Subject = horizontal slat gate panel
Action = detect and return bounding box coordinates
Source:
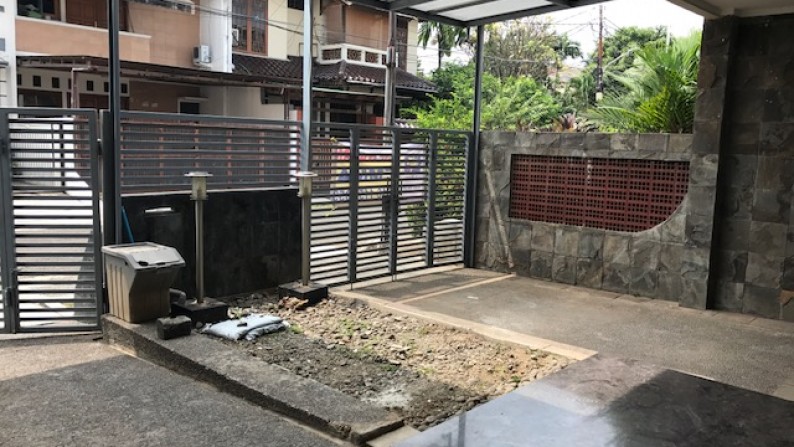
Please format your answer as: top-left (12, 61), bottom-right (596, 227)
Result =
top-left (4, 109), bottom-right (102, 332)
top-left (310, 124), bottom-right (470, 286)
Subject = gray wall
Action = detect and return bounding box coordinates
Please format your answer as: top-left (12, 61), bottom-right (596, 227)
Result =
top-left (708, 14), bottom-right (794, 320)
top-left (122, 188), bottom-right (301, 298)
top-left (475, 132), bottom-right (715, 307)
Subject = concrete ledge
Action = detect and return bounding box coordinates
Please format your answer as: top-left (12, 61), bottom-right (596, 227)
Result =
top-left (102, 315), bottom-right (403, 445)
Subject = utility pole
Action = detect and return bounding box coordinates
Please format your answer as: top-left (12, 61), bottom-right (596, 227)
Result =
top-left (596, 4), bottom-right (604, 102)
top-left (383, 11), bottom-right (397, 125)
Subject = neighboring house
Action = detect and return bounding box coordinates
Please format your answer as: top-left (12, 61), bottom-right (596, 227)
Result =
top-left (0, 0), bottom-right (433, 122)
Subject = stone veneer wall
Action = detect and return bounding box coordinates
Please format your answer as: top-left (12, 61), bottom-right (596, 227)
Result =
top-left (475, 132), bottom-right (717, 308)
top-left (708, 14), bottom-right (794, 321)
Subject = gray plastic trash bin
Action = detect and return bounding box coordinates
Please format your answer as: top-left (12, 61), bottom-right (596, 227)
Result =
top-left (103, 242), bottom-right (185, 323)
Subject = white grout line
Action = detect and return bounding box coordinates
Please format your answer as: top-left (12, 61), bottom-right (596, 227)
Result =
top-left (396, 273), bottom-right (516, 304)
top-left (336, 265), bottom-right (464, 290)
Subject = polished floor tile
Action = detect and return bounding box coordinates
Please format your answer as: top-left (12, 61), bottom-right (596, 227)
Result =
top-left (398, 356), bottom-right (794, 447)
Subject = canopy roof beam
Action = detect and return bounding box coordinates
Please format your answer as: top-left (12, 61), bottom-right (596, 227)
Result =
top-left (349, 0), bottom-right (610, 27)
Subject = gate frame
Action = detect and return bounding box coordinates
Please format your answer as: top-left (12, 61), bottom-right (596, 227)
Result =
top-left (0, 111), bottom-right (17, 333)
top-left (0, 108), bottom-right (103, 334)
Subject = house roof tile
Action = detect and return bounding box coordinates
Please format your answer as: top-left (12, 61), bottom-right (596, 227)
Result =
top-left (232, 54), bottom-right (436, 93)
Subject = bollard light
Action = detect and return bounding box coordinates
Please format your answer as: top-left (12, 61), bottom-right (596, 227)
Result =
top-left (186, 171), bottom-right (211, 201)
top-left (185, 172), bottom-right (212, 303)
top-left (296, 171), bottom-right (317, 198)
top-left (295, 171), bottom-right (317, 286)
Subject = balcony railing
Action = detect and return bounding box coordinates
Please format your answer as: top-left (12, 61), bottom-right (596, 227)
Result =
top-left (318, 44), bottom-right (386, 69)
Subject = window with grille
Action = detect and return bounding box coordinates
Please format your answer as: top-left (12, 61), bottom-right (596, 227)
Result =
top-left (287, 0), bottom-right (303, 10)
top-left (233, 0), bottom-right (267, 55)
top-left (509, 155), bottom-right (689, 232)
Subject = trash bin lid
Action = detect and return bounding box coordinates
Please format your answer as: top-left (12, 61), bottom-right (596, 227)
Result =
top-left (102, 242), bottom-right (185, 270)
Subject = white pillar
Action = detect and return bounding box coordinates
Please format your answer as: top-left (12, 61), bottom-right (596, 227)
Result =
top-left (199, 0), bottom-right (233, 72)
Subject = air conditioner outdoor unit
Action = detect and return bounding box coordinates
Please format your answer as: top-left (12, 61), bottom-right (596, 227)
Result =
top-left (231, 28), bottom-right (241, 46)
top-left (193, 45), bottom-right (211, 67)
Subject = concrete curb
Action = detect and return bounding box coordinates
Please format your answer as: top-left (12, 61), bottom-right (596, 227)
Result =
top-left (102, 315), bottom-right (403, 445)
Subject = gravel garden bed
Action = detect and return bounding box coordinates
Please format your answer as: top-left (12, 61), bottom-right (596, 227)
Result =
top-left (220, 292), bottom-right (573, 430)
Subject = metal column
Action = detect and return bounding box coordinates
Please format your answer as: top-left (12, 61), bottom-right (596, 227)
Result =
top-left (464, 25), bottom-right (485, 267)
top-left (384, 11), bottom-right (397, 126)
top-left (106, 0), bottom-right (122, 246)
top-left (388, 129), bottom-right (401, 275)
top-left (301, 0), bottom-right (313, 171)
top-left (426, 132), bottom-right (438, 268)
top-left (347, 129), bottom-right (360, 283)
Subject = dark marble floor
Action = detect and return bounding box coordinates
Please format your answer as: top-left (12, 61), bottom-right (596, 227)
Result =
top-left (398, 356), bottom-right (794, 447)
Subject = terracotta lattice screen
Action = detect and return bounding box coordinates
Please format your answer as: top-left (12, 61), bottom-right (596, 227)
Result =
top-left (509, 155), bottom-right (690, 232)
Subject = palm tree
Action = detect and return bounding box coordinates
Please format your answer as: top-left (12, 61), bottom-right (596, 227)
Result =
top-left (418, 21), bottom-right (469, 70)
top-left (586, 32), bottom-right (701, 133)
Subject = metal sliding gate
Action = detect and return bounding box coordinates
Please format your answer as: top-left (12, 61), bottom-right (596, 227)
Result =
top-left (0, 109), bottom-right (102, 333)
top-left (310, 124), bottom-right (471, 285)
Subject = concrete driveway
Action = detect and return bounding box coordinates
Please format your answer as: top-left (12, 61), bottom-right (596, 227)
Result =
top-left (0, 334), bottom-right (349, 447)
top-left (337, 268), bottom-right (794, 401)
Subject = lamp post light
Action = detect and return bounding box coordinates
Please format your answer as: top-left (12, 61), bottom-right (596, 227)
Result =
top-left (277, 171), bottom-right (327, 303)
top-left (185, 171), bottom-right (211, 304)
top-left (295, 171), bottom-right (317, 287)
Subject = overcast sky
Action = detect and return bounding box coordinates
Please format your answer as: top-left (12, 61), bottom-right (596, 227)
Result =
top-left (417, 0), bottom-right (705, 72)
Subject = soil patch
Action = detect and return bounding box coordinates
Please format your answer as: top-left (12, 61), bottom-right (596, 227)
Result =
top-left (219, 292), bottom-right (572, 430)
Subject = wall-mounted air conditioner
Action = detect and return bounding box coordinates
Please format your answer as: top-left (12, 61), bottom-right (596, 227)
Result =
top-left (193, 45), bottom-right (211, 67)
top-left (231, 28), bottom-right (241, 47)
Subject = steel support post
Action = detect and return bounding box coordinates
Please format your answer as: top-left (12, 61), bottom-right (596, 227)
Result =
top-left (106, 0), bottom-right (122, 246)
top-left (301, 0), bottom-right (313, 171)
top-left (389, 130), bottom-right (401, 275)
top-left (426, 132), bottom-right (438, 268)
top-left (348, 129), bottom-right (360, 283)
top-left (384, 11), bottom-right (397, 125)
top-left (464, 25), bottom-right (485, 268)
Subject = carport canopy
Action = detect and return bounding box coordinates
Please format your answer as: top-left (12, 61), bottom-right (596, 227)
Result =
top-left (350, 0), bottom-right (610, 26)
top-left (352, 0), bottom-right (794, 24)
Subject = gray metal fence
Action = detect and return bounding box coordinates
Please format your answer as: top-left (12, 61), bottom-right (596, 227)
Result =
top-left (0, 108), bottom-right (472, 331)
top-left (310, 123), bottom-right (470, 285)
top-left (0, 109), bottom-right (102, 333)
top-left (109, 111), bottom-right (302, 195)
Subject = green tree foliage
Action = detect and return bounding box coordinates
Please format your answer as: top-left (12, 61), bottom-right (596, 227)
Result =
top-left (575, 26), bottom-right (668, 104)
top-left (418, 22), bottom-right (470, 69)
top-left (405, 64), bottom-right (562, 131)
top-left (586, 32), bottom-right (701, 133)
top-left (596, 26), bottom-right (668, 76)
top-left (484, 19), bottom-right (569, 82)
top-left (552, 34), bottom-right (583, 65)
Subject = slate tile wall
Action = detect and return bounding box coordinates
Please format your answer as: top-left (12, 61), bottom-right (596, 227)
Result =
top-left (710, 14), bottom-right (794, 320)
top-left (122, 188), bottom-right (301, 299)
top-left (475, 14), bottom-right (794, 321)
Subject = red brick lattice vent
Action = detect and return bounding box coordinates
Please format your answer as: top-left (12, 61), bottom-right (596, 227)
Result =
top-left (509, 155), bottom-right (690, 232)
